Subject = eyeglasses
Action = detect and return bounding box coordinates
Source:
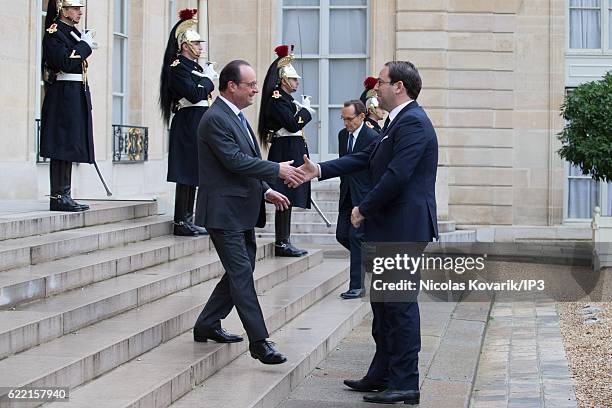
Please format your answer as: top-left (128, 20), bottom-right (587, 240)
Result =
top-left (238, 81), bottom-right (258, 89)
top-left (340, 115), bottom-right (358, 122)
top-left (376, 78), bottom-right (395, 86)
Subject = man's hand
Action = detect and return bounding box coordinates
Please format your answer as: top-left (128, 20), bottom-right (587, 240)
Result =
top-left (265, 189), bottom-right (290, 211)
top-left (351, 206), bottom-right (365, 228)
top-left (278, 160), bottom-right (306, 187)
top-left (289, 154), bottom-right (319, 188)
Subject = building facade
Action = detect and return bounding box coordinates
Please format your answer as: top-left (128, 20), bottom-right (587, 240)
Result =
top-left (0, 0), bottom-right (610, 233)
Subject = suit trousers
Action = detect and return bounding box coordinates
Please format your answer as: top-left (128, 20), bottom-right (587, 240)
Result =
top-left (336, 204), bottom-right (365, 290)
top-left (365, 301), bottom-right (421, 390)
top-left (194, 229), bottom-right (269, 342)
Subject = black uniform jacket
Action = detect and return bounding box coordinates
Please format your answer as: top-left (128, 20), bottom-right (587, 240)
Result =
top-left (167, 55), bottom-right (215, 186)
top-left (40, 20), bottom-right (94, 163)
top-left (263, 87), bottom-right (312, 208)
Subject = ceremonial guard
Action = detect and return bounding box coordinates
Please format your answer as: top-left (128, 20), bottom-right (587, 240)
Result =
top-left (258, 45), bottom-right (314, 257)
top-left (159, 9), bottom-right (217, 236)
top-left (360, 76), bottom-right (384, 133)
top-left (41, 0), bottom-right (96, 211)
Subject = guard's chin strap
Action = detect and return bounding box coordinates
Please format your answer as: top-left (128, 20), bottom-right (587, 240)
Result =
top-left (281, 77), bottom-right (297, 93)
top-left (60, 11), bottom-right (80, 26)
top-left (185, 42), bottom-right (201, 60)
top-left (370, 108), bottom-right (384, 121)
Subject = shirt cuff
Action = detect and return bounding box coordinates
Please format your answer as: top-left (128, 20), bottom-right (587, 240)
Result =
top-left (317, 164), bottom-right (322, 179)
top-left (264, 188), bottom-right (272, 199)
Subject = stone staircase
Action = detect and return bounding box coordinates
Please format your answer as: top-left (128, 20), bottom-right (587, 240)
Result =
top-left (0, 200), bottom-right (368, 408)
top-left (257, 181), bottom-right (476, 244)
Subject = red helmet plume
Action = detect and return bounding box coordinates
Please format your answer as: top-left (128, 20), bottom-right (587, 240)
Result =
top-left (178, 8), bottom-right (197, 21)
top-left (274, 45), bottom-right (289, 58)
top-left (363, 76), bottom-right (377, 90)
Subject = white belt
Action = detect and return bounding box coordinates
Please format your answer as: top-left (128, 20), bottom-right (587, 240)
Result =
top-left (179, 98), bottom-right (209, 108)
top-left (56, 73), bottom-right (83, 81)
top-left (274, 128), bottom-right (302, 137)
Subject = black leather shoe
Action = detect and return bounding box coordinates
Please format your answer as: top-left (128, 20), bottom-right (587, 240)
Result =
top-left (187, 221), bottom-right (209, 235)
top-left (193, 327), bottom-right (243, 343)
top-left (174, 221), bottom-right (199, 236)
top-left (363, 389), bottom-right (420, 405)
top-left (344, 377), bottom-right (388, 392)
top-left (341, 289), bottom-right (365, 299)
top-left (50, 195), bottom-right (86, 212)
top-left (66, 196), bottom-right (89, 210)
top-left (275, 241), bottom-right (306, 257)
top-left (249, 340), bottom-right (287, 364)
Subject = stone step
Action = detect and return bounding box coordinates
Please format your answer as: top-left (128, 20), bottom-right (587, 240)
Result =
top-left (438, 229), bottom-right (477, 242)
top-left (310, 190), bottom-right (340, 201)
top-left (266, 211), bottom-right (339, 224)
top-left (0, 200), bottom-right (157, 241)
top-left (258, 222), bottom-right (337, 235)
top-left (260, 217), bottom-right (457, 234)
top-left (44, 260), bottom-right (350, 408)
top-left (0, 240), bottom-right (278, 360)
top-left (256, 232), bottom-right (339, 245)
top-left (269, 201), bottom-right (338, 212)
top-left (258, 227), bottom-right (473, 246)
top-left (170, 285), bottom-right (370, 408)
top-left (0, 215), bottom-right (172, 272)
top-left (0, 234), bottom-right (211, 309)
top-left (309, 181), bottom-right (341, 191)
top-left (0, 250), bottom-right (324, 406)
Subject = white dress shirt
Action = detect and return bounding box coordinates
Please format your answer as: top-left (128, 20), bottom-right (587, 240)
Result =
top-left (347, 122), bottom-right (364, 152)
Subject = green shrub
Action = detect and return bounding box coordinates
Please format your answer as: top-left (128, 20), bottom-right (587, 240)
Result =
top-left (558, 71), bottom-right (612, 183)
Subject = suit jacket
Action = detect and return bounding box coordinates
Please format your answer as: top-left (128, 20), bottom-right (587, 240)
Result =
top-left (337, 124), bottom-right (378, 209)
top-left (321, 101), bottom-right (438, 242)
top-left (195, 97), bottom-right (279, 231)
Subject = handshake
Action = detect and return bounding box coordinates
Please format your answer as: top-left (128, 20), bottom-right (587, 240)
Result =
top-left (277, 154), bottom-right (319, 188)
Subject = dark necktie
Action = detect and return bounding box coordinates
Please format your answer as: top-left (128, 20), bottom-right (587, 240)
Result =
top-left (348, 133), bottom-right (354, 153)
top-left (381, 117), bottom-right (391, 133)
top-left (237, 111), bottom-right (255, 148)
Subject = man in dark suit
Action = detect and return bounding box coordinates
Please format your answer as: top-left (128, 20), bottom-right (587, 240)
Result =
top-left (193, 60), bottom-right (306, 365)
top-left (336, 100), bottom-right (378, 299)
top-left (296, 61), bottom-right (438, 404)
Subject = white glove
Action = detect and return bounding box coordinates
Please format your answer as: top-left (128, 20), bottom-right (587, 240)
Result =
top-left (301, 95), bottom-right (312, 109)
top-left (202, 63), bottom-right (219, 81)
top-left (293, 99), bottom-right (316, 115)
top-left (80, 30), bottom-right (95, 49)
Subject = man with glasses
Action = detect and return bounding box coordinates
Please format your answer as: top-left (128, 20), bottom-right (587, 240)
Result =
top-left (336, 100), bottom-right (378, 299)
top-left (294, 61), bottom-right (439, 404)
top-left (193, 60), bottom-right (306, 365)
top-left (257, 45), bottom-right (315, 257)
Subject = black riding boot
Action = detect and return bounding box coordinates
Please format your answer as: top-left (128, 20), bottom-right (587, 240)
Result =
top-left (274, 206), bottom-right (307, 257)
top-left (173, 183), bottom-right (199, 236)
top-left (49, 160), bottom-right (88, 212)
top-left (186, 185), bottom-right (207, 235)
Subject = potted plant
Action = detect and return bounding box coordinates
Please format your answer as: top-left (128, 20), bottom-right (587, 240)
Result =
top-left (558, 71), bottom-right (612, 268)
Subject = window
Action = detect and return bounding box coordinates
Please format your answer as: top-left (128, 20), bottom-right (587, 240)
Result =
top-left (113, 0), bottom-right (128, 125)
top-left (280, 0), bottom-right (369, 160)
top-left (568, 0), bottom-right (612, 51)
top-left (563, 88), bottom-right (612, 219)
top-left (168, 0), bottom-right (176, 31)
top-left (565, 163), bottom-right (612, 219)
